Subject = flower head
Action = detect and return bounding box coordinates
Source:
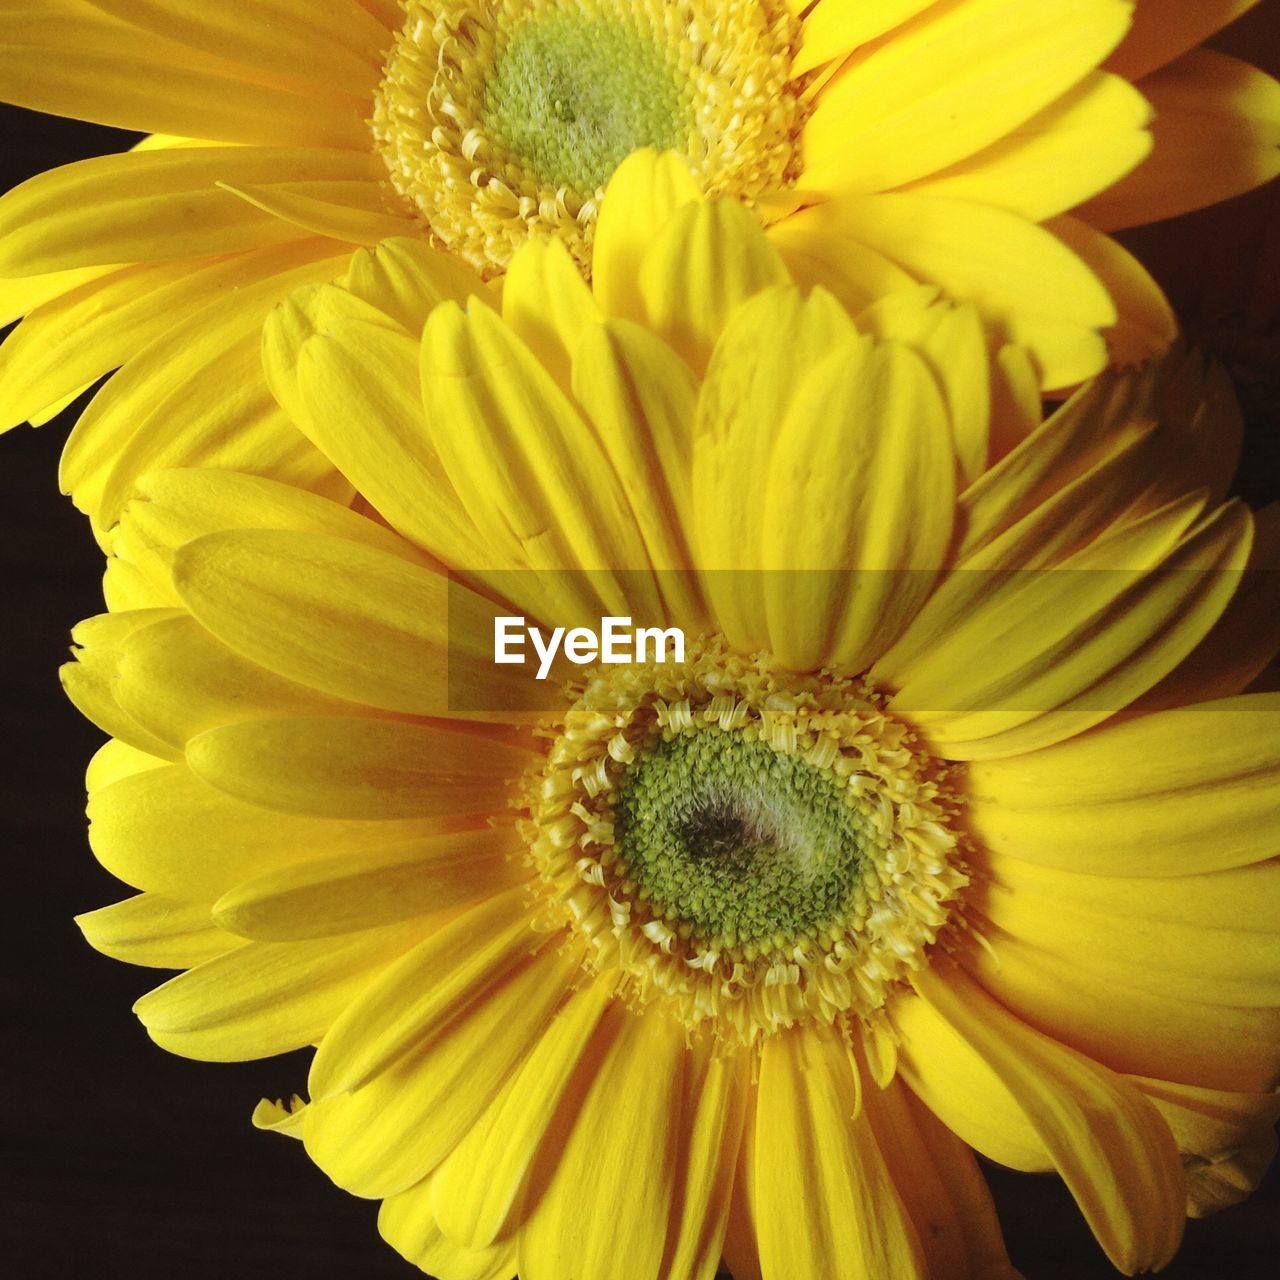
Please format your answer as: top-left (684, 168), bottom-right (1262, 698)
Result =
top-left (68, 161), bottom-right (1280, 1278)
top-left (3, 1), bottom-right (1279, 522)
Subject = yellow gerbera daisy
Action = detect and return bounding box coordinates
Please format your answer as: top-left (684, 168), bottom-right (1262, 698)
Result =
top-left (3, 0), bottom-right (1280, 526)
top-left (67, 159), bottom-right (1280, 1278)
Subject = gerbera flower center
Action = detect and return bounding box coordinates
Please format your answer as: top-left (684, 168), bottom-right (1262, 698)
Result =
top-left (526, 640), bottom-right (969, 1043)
top-left (374, 0), bottom-right (803, 276)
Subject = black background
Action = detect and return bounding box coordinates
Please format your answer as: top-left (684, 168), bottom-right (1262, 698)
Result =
top-left (2, 9), bottom-right (1280, 1274)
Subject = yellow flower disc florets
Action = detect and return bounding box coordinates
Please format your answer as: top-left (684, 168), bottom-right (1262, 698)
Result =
top-left (525, 640), bottom-right (970, 1044)
top-left (374, 0), bottom-right (804, 276)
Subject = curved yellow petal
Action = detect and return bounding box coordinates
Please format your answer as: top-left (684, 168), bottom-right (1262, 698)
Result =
top-left (905, 71), bottom-right (1151, 221)
top-left (592, 149), bottom-right (704, 323)
top-left (752, 1024), bottom-right (928, 1280)
top-left (134, 917), bottom-right (426, 1061)
top-left (380, 1180), bottom-right (517, 1280)
top-left (212, 826), bottom-right (524, 942)
top-left (305, 935), bottom-right (581, 1198)
top-left (795, 193), bottom-right (1115, 388)
top-left (912, 964), bottom-right (1185, 1275)
top-left (516, 1005), bottom-right (686, 1280)
top-left (185, 716), bottom-right (533, 820)
top-left (430, 977), bottom-right (616, 1247)
top-left (965, 694), bottom-right (1280, 876)
top-left (75, 893), bottom-right (242, 968)
top-left (0, 3), bottom-right (369, 147)
top-left (802, 0), bottom-right (1133, 195)
top-left (793, 0), bottom-right (937, 77)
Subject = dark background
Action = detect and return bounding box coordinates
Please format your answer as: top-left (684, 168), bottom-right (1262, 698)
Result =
top-left (2, 8), bottom-right (1279, 1274)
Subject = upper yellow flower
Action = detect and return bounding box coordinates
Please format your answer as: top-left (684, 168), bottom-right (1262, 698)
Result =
top-left (2, 0), bottom-right (1279, 524)
top-left (66, 156), bottom-right (1280, 1279)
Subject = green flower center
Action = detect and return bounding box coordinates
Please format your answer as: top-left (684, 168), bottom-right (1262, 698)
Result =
top-left (614, 730), bottom-right (870, 948)
top-left (481, 11), bottom-right (690, 192)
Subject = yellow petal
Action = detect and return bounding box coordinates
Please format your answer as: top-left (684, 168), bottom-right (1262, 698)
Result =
top-left (912, 964), bottom-right (1185, 1275)
top-left (1084, 50), bottom-right (1280, 230)
top-left (797, 193), bottom-right (1115, 388)
top-left (692, 285), bottom-right (857, 652)
top-left (342, 236), bottom-right (486, 334)
top-left (172, 529), bottom-right (458, 716)
top-left (760, 338), bottom-right (954, 672)
top-left (305, 934), bottom-right (581, 1198)
top-left (0, 148), bottom-right (380, 275)
top-left (111, 467), bottom-right (420, 606)
top-left (752, 1024), bottom-right (928, 1280)
top-left (501, 236), bottom-right (602, 391)
top-left (211, 826), bottom-right (525, 941)
top-left (59, 242), bottom-right (351, 525)
top-left (88, 759), bottom-right (459, 898)
top-left (75, 893), bottom-right (243, 968)
top-left (421, 300), bottom-right (661, 620)
top-left (854, 288), bottom-right (991, 484)
top-left (802, 0), bottom-right (1133, 195)
top-left (906, 71), bottom-right (1152, 222)
top-left (592, 149), bottom-right (704, 323)
top-left (979, 854), bottom-right (1280, 1007)
top-left (265, 302), bottom-right (485, 570)
top-left (571, 320), bottom-right (703, 626)
top-left (252, 1094), bottom-right (308, 1140)
top-left (1046, 215), bottom-right (1177, 366)
top-left (62, 609), bottom-right (185, 760)
top-left (430, 977), bottom-right (616, 1247)
top-left (859, 1065), bottom-right (1022, 1280)
top-left (0, 3), bottom-right (368, 147)
top-left (0, 262), bottom-right (112, 327)
top-left (113, 612), bottom-right (362, 754)
top-left (134, 918), bottom-right (426, 1061)
top-left (516, 1005), bottom-right (685, 1280)
top-left (961, 931), bottom-right (1280, 1094)
top-left (637, 200), bottom-right (791, 374)
top-left (186, 715), bottom-right (533, 820)
top-left (380, 1180), bottom-right (517, 1280)
top-left (966, 694), bottom-right (1280, 876)
top-left (890, 498), bottom-right (1253, 758)
top-left (218, 177), bottom-right (415, 246)
top-left (793, 0), bottom-right (937, 77)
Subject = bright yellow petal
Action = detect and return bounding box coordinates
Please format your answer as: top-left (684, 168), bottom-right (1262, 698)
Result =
top-left (792, 0), bottom-right (937, 77)
top-left (305, 932), bottom-right (581, 1198)
top-left (752, 1024), bottom-right (928, 1280)
top-left (905, 71), bottom-right (1152, 222)
top-left (802, 0), bottom-right (1133, 195)
top-left (0, 148), bottom-right (379, 275)
top-left (134, 917), bottom-right (426, 1061)
top-left (211, 827), bottom-right (524, 942)
top-left (0, 3), bottom-right (369, 147)
top-left (59, 242), bottom-right (352, 525)
top-left (692, 285), bottom-right (857, 652)
top-left (636, 200), bottom-right (791, 374)
top-left (965, 693), bottom-right (1280, 876)
top-left (760, 338), bottom-right (954, 673)
top-left (592, 149), bottom-right (704, 324)
top-left (217, 177), bottom-right (415, 246)
top-left (185, 715), bottom-right (534, 820)
top-left (380, 1180), bottom-right (517, 1280)
top-left (794, 193), bottom-right (1115, 388)
top-left (516, 1005), bottom-right (685, 1280)
top-left (88, 0), bottom-right (389, 97)
top-left (75, 893), bottom-right (243, 968)
top-left (912, 964), bottom-right (1185, 1275)
top-left (88, 759), bottom-right (459, 898)
top-left (430, 977), bottom-right (616, 1247)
